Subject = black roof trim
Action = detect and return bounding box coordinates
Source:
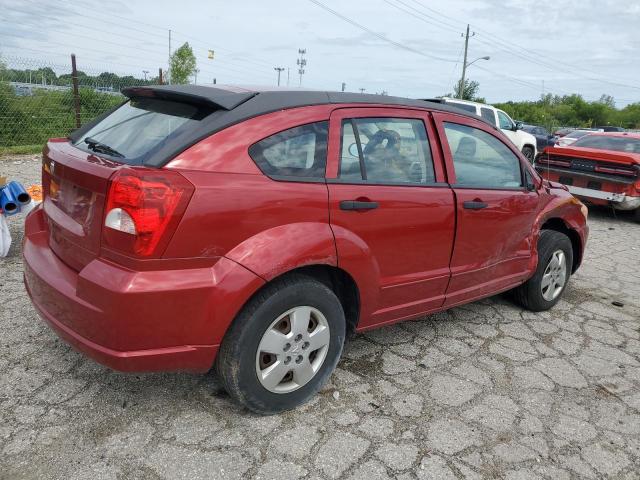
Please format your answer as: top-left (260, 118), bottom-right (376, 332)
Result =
top-left (121, 85), bottom-right (258, 110)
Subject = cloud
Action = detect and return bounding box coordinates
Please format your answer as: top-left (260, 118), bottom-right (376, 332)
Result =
top-left (0, 0), bottom-right (637, 104)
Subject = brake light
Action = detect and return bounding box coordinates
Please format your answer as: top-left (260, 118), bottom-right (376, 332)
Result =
top-left (103, 168), bottom-right (194, 257)
top-left (594, 165), bottom-right (635, 177)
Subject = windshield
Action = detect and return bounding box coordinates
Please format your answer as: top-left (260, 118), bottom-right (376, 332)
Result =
top-left (74, 98), bottom-right (213, 165)
top-left (572, 135), bottom-right (640, 153)
top-left (566, 130), bottom-right (592, 139)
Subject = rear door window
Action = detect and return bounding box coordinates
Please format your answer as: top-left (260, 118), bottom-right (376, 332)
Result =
top-left (248, 122), bottom-right (329, 179)
top-left (443, 122), bottom-right (523, 189)
top-left (480, 107), bottom-right (496, 126)
top-left (339, 118), bottom-right (435, 184)
top-left (74, 98), bottom-right (213, 165)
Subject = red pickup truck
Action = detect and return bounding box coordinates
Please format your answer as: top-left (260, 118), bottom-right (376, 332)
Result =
top-left (23, 86), bottom-right (588, 413)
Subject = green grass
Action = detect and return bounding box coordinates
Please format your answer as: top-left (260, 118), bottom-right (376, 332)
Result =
top-left (0, 144), bottom-right (43, 156)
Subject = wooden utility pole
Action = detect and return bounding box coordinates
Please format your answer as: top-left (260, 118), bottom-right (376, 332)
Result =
top-left (71, 54), bottom-right (81, 128)
top-left (274, 67), bottom-right (285, 86)
top-left (458, 24), bottom-right (470, 99)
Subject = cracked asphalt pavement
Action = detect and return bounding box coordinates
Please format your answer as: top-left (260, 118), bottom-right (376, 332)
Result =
top-left (1, 155), bottom-right (639, 479)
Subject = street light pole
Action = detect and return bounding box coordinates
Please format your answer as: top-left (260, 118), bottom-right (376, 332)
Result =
top-left (142, 70), bottom-right (149, 81)
top-left (458, 44), bottom-right (490, 99)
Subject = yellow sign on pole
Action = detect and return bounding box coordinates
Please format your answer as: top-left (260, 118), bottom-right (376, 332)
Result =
top-left (208, 50), bottom-right (215, 60)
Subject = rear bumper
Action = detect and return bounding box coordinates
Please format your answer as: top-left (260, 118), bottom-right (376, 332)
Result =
top-left (25, 280), bottom-right (218, 372)
top-left (567, 185), bottom-right (640, 210)
top-left (537, 166), bottom-right (639, 210)
top-left (22, 205), bottom-right (263, 373)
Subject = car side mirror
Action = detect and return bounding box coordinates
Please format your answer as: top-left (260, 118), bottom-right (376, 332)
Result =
top-left (526, 179), bottom-right (537, 192)
top-left (525, 170), bottom-right (538, 192)
top-left (515, 121), bottom-right (523, 131)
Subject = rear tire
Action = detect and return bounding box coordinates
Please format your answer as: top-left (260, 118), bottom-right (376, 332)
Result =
top-left (216, 274), bottom-right (345, 414)
top-left (522, 145), bottom-right (535, 163)
top-left (514, 230), bottom-right (573, 312)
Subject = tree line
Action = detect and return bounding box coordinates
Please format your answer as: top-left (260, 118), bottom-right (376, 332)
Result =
top-left (1, 51), bottom-right (639, 150)
top-left (450, 79), bottom-right (640, 131)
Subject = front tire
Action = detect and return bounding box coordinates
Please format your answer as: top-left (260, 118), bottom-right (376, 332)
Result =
top-left (514, 230), bottom-right (573, 312)
top-left (216, 274), bottom-right (345, 414)
top-left (522, 145), bottom-right (535, 163)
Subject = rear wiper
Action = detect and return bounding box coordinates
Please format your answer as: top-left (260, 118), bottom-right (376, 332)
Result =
top-left (84, 137), bottom-right (124, 158)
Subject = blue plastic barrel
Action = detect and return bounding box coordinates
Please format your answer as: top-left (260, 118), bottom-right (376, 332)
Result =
top-left (8, 181), bottom-right (31, 206)
top-left (1, 186), bottom-right (19, 216)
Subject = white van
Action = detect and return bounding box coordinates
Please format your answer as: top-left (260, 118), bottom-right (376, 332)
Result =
top-left (438, 98), bottom-right (538, 162)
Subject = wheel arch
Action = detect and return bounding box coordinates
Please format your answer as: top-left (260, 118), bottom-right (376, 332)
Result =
top-left (540, 217), bottom-right (582, 273)
top-left (238, 264), bottom-right (361, 337)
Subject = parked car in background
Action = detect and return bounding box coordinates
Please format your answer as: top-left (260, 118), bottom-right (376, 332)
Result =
top-left (522, 124), bottom-right (556, 151)
top-left (537, 132), bottom-right (640, 221)
top-left (23, 85), bottom-right (588, 414)
top-left (555, 129), bottom-right (595, 146)
top-left (437, 98), bottom-right (538, 162)
top-left (596, 126), bottom-right (626, 132)
top-left (553, 127), bottom-right (575, 138)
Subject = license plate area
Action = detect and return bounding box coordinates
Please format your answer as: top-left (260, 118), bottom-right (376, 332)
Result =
top-left (570, 158), bottom-right (597, 172)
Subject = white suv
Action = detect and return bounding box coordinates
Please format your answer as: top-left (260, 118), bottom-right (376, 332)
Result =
top-left (438, 98), bottom-right (537, 162)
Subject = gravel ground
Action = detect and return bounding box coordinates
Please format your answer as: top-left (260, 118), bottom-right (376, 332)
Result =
top-left (1, 154), bottom-right (639, 480)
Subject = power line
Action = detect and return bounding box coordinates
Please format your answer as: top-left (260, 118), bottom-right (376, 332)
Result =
top-left (0, 18), bottom-right (273, 81)
top-left (15, 0), bottom-right (279, 73)
top-left (307, 0), bottom-right (457, 63)
top-left (0, 36), bottom-right (271, 84)
top-left (407, 0), bottom-right (640, 91)
top-left (3, 5), bottom-right (275, 80)
top-left (382, 0), bottom-right (460, 35)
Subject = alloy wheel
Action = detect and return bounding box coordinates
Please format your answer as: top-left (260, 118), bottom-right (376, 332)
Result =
top-left (541, 250), bottom-right (567, 301)
top-left (255, 306), bottom-right (330, 393)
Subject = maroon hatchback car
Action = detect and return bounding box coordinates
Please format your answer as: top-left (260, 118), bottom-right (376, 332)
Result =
top-left (24, 85), bottom-right (588, 413)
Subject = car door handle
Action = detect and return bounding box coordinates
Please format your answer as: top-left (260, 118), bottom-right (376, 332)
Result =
top-left (340, 200), bottom-right (379, 211)
top-left (463, 200), bottom-right (488, 210)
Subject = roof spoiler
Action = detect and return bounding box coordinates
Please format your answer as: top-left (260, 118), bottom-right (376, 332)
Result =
top-left (418, 98), bottom-right (445, 104)
top-left (121, 85), bottom-right (258, 110)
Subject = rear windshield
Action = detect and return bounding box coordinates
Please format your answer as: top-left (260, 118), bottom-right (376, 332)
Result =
top-left (73, 98), bottom-right (213, 165)
top-left (573, 135), bottom-right (640, 153)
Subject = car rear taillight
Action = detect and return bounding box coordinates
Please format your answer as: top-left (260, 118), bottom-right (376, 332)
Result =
top-left (103, 168), bottom-right (194, 257)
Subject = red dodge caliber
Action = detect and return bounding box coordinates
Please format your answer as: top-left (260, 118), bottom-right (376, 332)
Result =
top-left (23, 86), bottom-right (588, 413)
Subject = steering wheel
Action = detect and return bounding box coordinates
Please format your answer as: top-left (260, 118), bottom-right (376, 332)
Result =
top-left (363, 129), bottom-right (401, 155)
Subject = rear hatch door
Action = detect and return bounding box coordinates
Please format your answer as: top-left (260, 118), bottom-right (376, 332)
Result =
top-left (43, 140), bottom-right (121, 271)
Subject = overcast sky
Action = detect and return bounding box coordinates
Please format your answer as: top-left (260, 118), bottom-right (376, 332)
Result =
top-left (1, 0), bottom-right (639, 106)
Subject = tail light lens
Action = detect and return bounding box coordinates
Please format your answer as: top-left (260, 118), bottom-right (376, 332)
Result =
top-left (103, 168), bottom-right (194, 257)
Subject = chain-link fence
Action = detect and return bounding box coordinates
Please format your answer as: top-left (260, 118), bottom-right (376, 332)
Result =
top-left (0, 56), bottom-right (158, 151)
